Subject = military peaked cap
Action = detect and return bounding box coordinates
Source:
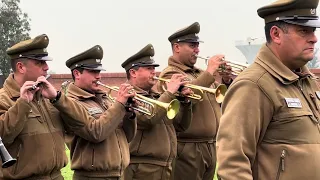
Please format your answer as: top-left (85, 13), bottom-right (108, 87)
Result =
top-left (257, 0), bottom-right (320, 27)
top-left (6, 34), bottom-right (52, 61)
top-left (168, 22), bottom-right (203, 43)
top-left (121, 44), bottom-right (159, 71)
top-left (66, 45), bottom-right (105, 71)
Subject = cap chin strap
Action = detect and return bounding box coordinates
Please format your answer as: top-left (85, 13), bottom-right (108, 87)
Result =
top-left (74, 64), bottom-right (102, 69)
top-left (276, 15), bottom-right (319, 21)
top-left (13, 54), bottom-right (51, 60)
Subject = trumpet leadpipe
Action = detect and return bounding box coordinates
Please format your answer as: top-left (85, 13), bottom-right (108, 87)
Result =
top-left (195, 55), bottom-right (248, 67)
top-left (225, 60), bottom-right (249, 68)
top-left (153, 76), bottom-right (227, 103)
top-left (153, 76), bottom-right (203, 100)
top-left (195, 55), bottom-right (248, 75)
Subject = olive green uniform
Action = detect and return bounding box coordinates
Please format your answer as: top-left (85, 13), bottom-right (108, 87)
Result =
top-left (120, 44), bottom-right (193, 180)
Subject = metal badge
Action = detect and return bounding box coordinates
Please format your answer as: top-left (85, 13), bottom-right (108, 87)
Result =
top-left (315, 91), bottom-right (320, 100)
top-left (284, 98), bottom-right (302, 108)
top-left (88, 107), bottom-right (103, 115)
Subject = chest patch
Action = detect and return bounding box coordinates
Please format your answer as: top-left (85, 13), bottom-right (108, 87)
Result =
top-left (315, 91), bottom-right (320, 100)
top-left (87, 107), bottom-right (103, 115)
top-left (284, 98), bottom-right (302, 108)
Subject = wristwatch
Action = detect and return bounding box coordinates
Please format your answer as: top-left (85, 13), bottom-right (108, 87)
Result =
top-left (50, 91), bottom-right (62, 104)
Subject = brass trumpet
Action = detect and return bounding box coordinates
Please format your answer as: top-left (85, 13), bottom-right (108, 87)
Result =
top-left (154, 76), bottom-right (227, 103)
top-left (96, 81), bottom-right (180, 120)
top-left (153, 76), bottom-right (203, 101)
top-left (195, 55), bottom-right (248, 75)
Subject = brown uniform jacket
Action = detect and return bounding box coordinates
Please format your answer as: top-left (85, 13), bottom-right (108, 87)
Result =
top-left (54, 83), bottom-right (137, 178)
top-left (0, 74), bottom-right (67, 179)
top-left (217, 44), bottom-right (320, 180)
top-left (157, 57), bottom-right (221, 142)
top-left (129, 85), bottom-right (192, 166)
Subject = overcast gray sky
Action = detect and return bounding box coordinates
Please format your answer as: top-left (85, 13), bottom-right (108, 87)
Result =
top-left (19, 0), bottom-right (320, 74)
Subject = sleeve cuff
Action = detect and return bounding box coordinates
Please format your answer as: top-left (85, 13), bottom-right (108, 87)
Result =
top-left (222, 78), bottom-right (233, 85)
top-left (192, 71), bottom-right (216, 87)
top-left (157, 91), bottom-right (176, 103)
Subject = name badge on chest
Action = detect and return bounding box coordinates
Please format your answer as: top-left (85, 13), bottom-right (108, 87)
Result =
top-left (284, 98), bottom-right (302, 108)
top-left (315, 91), bottom-right (320, 100)
top-left (88, 107), bottom-right (103, 115)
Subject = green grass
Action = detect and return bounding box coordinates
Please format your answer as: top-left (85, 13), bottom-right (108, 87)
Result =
top-left (61, 147), bottom-right (219, 180)
top-left (61, 146), bottom-right (73, 180)
top-left (214, 167), bottom-right (218, 180)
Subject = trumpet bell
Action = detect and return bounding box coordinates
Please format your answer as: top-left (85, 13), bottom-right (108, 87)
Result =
top-left (166, 99), bottom-right (181, 120)
top-left (215, 84), bottom-right (227, 103)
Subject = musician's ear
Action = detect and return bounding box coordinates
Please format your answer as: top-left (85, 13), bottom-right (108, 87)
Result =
top-left (173, 43), bottom-right (180, 53)
top-left (73, 69), bottom-right (81, 80)
top-left (270, 25), bottom-right (285, 45)
top-left (15, 59), bottom-right (28, 74)
top-left (129, 68), bottom-right (138, 79)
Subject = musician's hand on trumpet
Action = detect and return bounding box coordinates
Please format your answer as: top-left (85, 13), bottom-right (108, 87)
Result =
top-left (115, 83), bottom-right (136, 106)
top-left (196, 54), bottom-right (247, 76)
top-left (164, 74), bottom-right (194, 102)
top-left (218, 64), bottom-right (233, 84)
top-left (179, 87), bottom-right (194, 103)
top-left (205, 54), bottom-right (227, 76)
top-left (166, 74), bottom-right (189, 92)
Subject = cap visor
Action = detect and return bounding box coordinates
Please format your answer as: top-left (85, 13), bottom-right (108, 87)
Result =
top-left (82, 66), bottom-right (106, 71)
top-left (31, 56), bottom-right (53, 61)
top-left (180, 39), bottom-right (204, 43)
top-left (284, 19), bottom-right (320, 28)
top-left (139, 64), bottom-right (160, 67)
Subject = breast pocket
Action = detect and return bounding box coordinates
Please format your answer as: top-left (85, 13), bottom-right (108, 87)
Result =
top-left (274, 110), bottom-right (313, 121)
top-left (21, 112), bottom-right (43, 135)
top-left (272, 110), bottom-right (314, 129)
top-left (47, 105), bottom-right (64, 130)
top-left (266, 110), bottom-right (318, 143)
